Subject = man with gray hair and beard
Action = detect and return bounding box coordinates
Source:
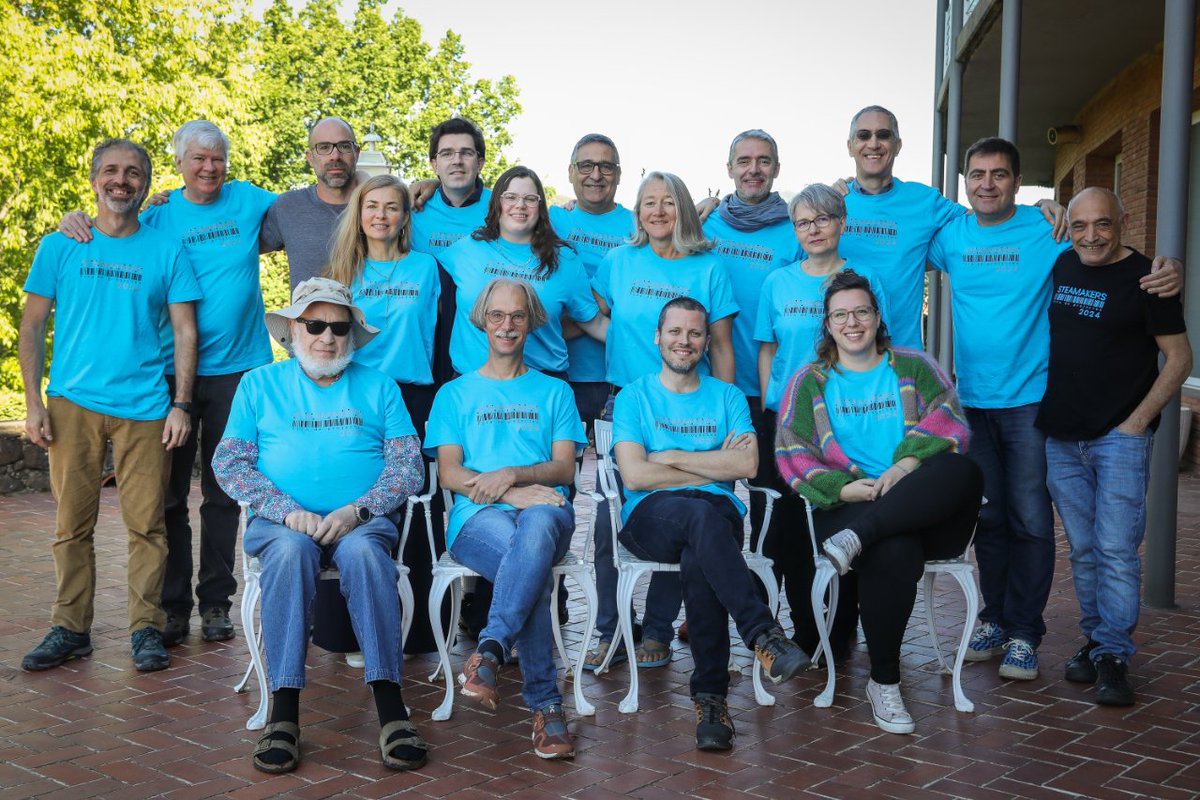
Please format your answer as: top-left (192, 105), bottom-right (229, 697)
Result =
top-left (213, 277), bottom-right (427, 773)
top-left (20, 138), bottom-right (201, 673)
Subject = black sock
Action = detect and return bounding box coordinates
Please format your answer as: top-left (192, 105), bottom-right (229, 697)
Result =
top-left (372, 681), bottom-right (424, 763)
top-left (257, 688), bottom-right (300, 766)
top-left (478, 638), bottom-right (505, 665)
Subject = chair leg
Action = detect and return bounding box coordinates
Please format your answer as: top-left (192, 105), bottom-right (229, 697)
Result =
top-left (749, 563), bottom-right (780, 707)
top-left (428, 571), bottom-right (457, 721)
top-left (616, 570), bottom-right (641, 714)
top-left (571, 571), bottom-right (598, 717)
top-left (811, 567), bottom-right (838, 708)
top-left (236, 572), bottom-right (269, 731)
top-left (924, 571), bottom-right (952, 674)
top-left (949, 569), bottom-right (979, 713)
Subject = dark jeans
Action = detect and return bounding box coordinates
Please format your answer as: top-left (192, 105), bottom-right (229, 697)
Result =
top-left (620, 490), bottom-right (776, 696)
top-left (162, 371), bottom-right (244, 617)
top-left (812, 452), bottom-right (983, 683)
top-left (966, 404), bottom-right (1055, 647)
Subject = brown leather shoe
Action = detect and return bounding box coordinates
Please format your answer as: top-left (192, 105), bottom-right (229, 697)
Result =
top-left (459, 652), bottom-right (500, 711)
top-left (531, 704), bottom-right (575, 759)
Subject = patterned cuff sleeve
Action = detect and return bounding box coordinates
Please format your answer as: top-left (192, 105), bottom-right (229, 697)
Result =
top-left (354, 434), bottom-right (424, 516)
top-left (212, 436), bottom-right (302, 524)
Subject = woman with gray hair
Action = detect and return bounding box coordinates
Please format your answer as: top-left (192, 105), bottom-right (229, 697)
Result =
top-left (753, 182), bottom-right (888, 664)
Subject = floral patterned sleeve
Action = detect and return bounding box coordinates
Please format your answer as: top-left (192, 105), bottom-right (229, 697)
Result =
top-left (352, 434), bottom-right (424, 516)
top-left (212, 436), bottom-right (302, 524)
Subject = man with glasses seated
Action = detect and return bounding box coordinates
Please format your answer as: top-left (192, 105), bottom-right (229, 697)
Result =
top-left (261, 117), bottom-right (362, 289)
top-left (425, 277), bottom-right (586, 760)
top-left (213, 277), bottom-right (427, 774)
top-left (612, 296), bottom-right (809, 752)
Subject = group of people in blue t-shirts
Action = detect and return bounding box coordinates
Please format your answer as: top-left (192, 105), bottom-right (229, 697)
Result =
top-left (19, 106), bottom-right (1189, 775)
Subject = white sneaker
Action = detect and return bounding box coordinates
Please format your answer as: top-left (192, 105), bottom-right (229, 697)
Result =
top-left (866, 679), bottom-right (915, 734)
top-left (345, 651), bottom-right (365, 668)
top-left (822, 529), bottom-right (862, 576)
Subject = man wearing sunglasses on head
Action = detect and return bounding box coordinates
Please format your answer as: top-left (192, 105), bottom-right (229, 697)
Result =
top-left (213, 277), bottom-right (428, 774)
top-left (261, 117), bottom-right (363, 290)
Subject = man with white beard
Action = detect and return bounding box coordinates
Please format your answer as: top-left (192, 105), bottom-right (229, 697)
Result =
top-left (213, 277), bottom-right (427, 773)
top-left (20, 138), bottom-right (201, 673)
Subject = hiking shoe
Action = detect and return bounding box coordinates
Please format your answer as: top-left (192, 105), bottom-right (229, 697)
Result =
top-left (531, 704), bottom-right (575, 759)
top-left (459, 652), bottom-right (500, 711)
top-left (131, 627), bottom-right (170, 672)
top-left (866, 679), bottom-right (915, 734)
top-left (998, 638), bottom-right (1039, 680)
top-left (200, 608), bottom-right (234, 642)
top-left (162, 614), bottom-right (189, 647)
top-left (1065, 640), bottom-right (1099, 684)
top-left (22, 626), bottom-right (93, 671)
top-left (965, 621), bottom-right (1007, 662)
top-left (694, 693), bottom-right (735, 750)
top-left (822, 529), bottom-right (862, 575)
top-left (1095, 655), bottom-right (1135, 706)
top-left (754, 627), bottom-right (811, 683)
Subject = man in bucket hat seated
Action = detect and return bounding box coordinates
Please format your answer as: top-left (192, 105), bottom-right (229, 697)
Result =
top-left (213, 277), bottom-right (427, 773)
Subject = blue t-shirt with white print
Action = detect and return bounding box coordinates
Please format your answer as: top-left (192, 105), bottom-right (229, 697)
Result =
top-left (824, 355), bottom-right (905, 479)
top-left (350, 252), bottom-right (442, 384)
top-left (140, 180), bottom-right (277, 375)
top-left (409, 189), bottom-right (491, 257)
top-left (928, 204), bottom-right (1072, 408)
top-left (223, 359), bottom-right (415, 516)
top-left (593, 244), bottom-right (739, 388)
top-left (424, 369), bottom-right (586, 545)
top-left (703, 214), bottom-right (798, 396)
top-left (754, 263), bottom-right (889, 412)
top-left (24, 228), bottom-right (202, 420)
top-left (613, 373), bottom-right (753, 522)
top-left (549, 203), bottom-right (634, 382)
top-left (840, 178), bottom-right (965, 349)
top-left (441, 236), bottom-right (599, 374)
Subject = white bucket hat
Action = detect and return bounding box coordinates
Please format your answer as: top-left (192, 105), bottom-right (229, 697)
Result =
top-left (264, 277), bottom-right (379, 349)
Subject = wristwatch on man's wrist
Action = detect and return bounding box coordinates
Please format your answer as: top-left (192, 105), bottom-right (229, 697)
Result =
top-left (355, 505), bottom-right (373, 525)
top-left (172, 401), bottom-right (194, 413)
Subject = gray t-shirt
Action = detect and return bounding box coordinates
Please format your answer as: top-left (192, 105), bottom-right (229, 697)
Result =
top-left (260, 184), bottom-right (347, 290)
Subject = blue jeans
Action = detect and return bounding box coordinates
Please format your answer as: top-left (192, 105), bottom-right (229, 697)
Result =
top-left (966, 404), bottom-right (1055, 647)
top-left (450, 504), bottom-right (574, 710)
top-left (1046, 429), bottom-right (1153, 662)
top-left (244, 515), bottom-right (403, 691)
top-left (620, 490), bottom-right (776, 696)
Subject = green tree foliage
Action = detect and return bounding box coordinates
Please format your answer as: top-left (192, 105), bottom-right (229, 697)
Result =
top-left (0, 0), bottom-right (520, 404)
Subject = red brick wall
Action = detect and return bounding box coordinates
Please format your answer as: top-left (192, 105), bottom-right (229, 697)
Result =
top-left (1053, 20), bottom-right (1200, 254)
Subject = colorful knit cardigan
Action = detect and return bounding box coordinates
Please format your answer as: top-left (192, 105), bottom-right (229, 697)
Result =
top-left (775, 346), bottom-right (971, 509)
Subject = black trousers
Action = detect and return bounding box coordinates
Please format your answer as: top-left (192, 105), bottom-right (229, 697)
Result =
top-left (811, 452), bottom-right (983, 684)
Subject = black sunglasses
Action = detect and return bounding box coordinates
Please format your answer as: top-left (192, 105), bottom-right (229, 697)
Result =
top-left (296, 317), bottom-right (352, 336)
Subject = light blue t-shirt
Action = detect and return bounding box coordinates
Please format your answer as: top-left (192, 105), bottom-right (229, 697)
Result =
top-left (549, 204), bottom-right (635, 382)
top-left (703, 214), bottom-right (798, 396)
top-left (928, 204), bottom-right (1072, 408)
top-left (593, 245), bottom-right (739, 388)
top-left (424, 369), bottom-right (586, 545)
top-left (223, 359), bottom-right (416, 516)
top-left (754, 263), bottom-right (889, 412)
top-left (613, 373), bottom-right (753, 522)
top-left (824, 356), bottom-right (905, 479)
top-left (840, 178), bottom-right (965, 349)
top-left (409, 189), bottom-right (491, 257)
top-left (140, 180), bottom-right (277, 375)
top-left (350, 252), bottom-right (441, 384)
top-left (441, 236), bottom-right (599, 374)
top-left (23, 228), bottom-right (201, 420)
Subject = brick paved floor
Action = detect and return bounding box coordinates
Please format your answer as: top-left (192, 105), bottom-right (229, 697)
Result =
top-left (2, 461), bottom-right (1200, 799)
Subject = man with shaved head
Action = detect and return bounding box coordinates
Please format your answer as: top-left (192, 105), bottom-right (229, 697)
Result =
top-left (1036, 186), bottom-right (1190, 707)
top-left (261, 116), bottom-right (362, 289)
